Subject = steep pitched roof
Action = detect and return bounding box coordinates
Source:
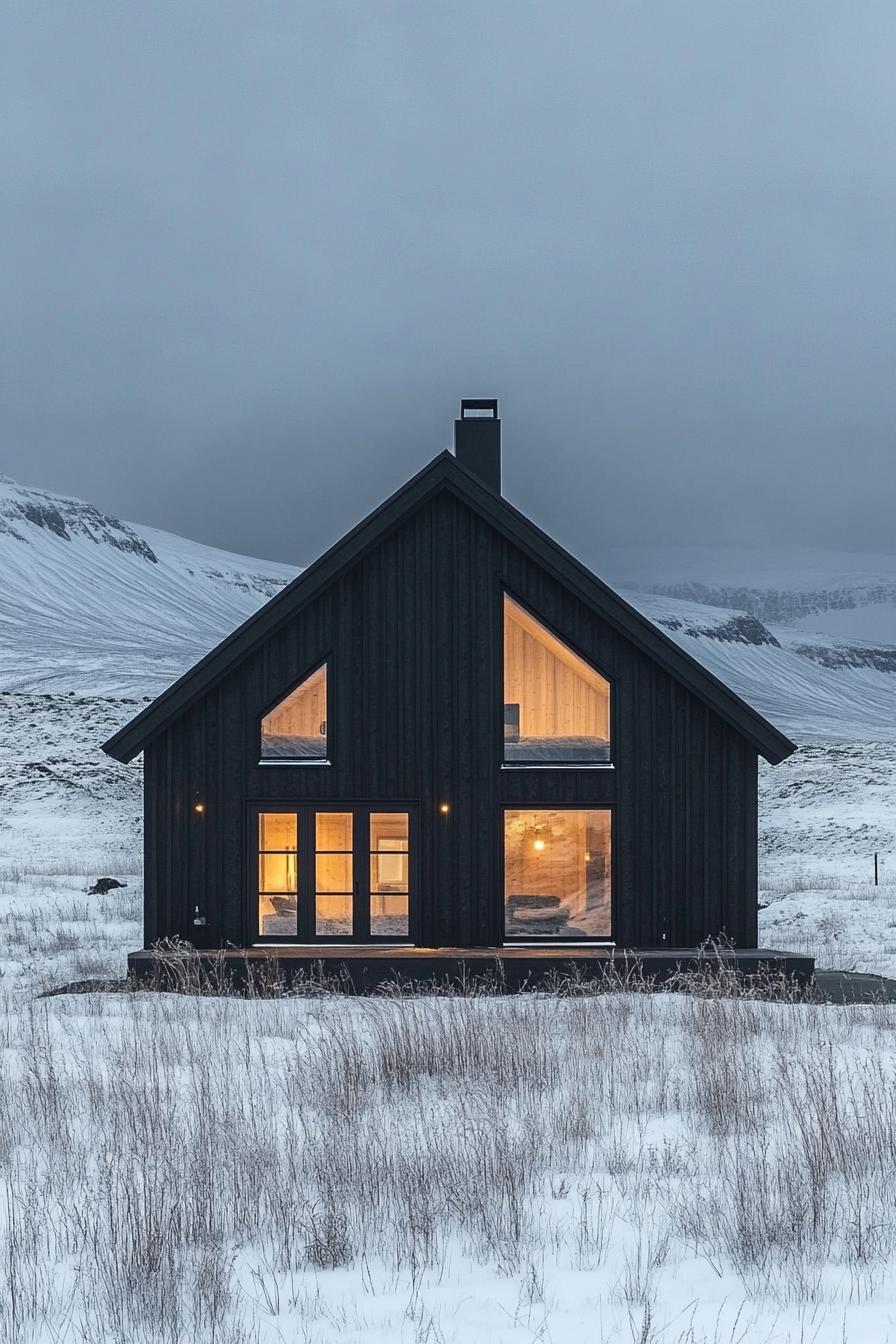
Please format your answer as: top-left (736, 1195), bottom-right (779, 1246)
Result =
top-left (103, 452), bottom-right (796, 764)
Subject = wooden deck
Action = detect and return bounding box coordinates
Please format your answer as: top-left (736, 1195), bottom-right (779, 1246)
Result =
top-left (128, 944), bottom-right (815, 991)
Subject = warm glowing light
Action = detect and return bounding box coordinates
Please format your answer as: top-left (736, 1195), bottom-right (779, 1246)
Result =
top-left (503, 593), bottom-right (611, 764)
top-left (439, 803), bottom-right (450, 815)
top-left (533, 837), bottom-right (545, 851)
top-left (194, 803), bottom-right (205, 814)
top-left (584, 851), bottom-right (591, 862)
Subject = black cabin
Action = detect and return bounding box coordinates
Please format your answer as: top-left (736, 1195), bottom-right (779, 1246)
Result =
top-left (104, 400), bottom-right (801, 983)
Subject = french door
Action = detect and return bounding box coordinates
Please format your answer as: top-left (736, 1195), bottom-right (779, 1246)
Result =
top-left (253, 804), bottom-right (414, 943)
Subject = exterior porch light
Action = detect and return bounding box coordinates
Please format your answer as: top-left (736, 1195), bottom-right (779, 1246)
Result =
top-left (194, 802), bottom-right (205, 814)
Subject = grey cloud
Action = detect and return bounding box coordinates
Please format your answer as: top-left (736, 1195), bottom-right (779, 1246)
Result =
top-left (2, 1), bottom-right (895, 567)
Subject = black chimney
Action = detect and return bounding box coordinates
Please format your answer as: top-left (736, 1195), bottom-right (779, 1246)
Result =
top-left (454, 398), bottom-right (501, 494)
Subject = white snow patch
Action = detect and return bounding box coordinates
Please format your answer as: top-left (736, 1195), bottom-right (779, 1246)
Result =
top-left (0, 475), bottom-right (296, 695)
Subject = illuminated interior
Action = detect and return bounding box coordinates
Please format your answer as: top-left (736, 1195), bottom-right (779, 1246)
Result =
top-left (503, 595), bottom-right (610, 763)
top-left (258, 812), bottom-right (298, 936)
top-left (316, 812), bottom-right (353, 936)
top-left (255, 807), bottom-right (413, 941)
top-left (504, 809), bottom-right (611, 939)
top-left (369, 812), bottom-right (409, 936)
top-left (260, 663), bottom-right (328, 760)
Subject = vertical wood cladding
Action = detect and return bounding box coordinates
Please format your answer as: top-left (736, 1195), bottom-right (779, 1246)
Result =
top-left (142, 487), bottom-right (761, 949)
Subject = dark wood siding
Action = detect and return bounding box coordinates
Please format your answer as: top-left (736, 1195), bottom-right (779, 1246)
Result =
top-left (140, 487), bottom-right (762, 949)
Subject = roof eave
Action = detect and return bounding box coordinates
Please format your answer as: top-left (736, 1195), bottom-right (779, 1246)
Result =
top-left (441, 460), bottom-right (797, 765)
top-left (103, 449), bottom-right (796, 766)
top-left (102, 452), bottom-right (458, 761)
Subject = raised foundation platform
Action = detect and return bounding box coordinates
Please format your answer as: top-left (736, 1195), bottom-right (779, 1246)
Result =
top-left (128, 944), bottom-right (815, 992)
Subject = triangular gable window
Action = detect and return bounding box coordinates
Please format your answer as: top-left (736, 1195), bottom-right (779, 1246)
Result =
top-left (261, 663), bottom-right (329, 761)
top-left (503, 595), bottom-right (610, 764)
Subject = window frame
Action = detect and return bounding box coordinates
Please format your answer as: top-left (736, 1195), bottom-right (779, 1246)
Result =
top-left (257, 656), bottom-right (332, 766)
top-left (501, 804), bottom-right (615, 946)
top-left (248, 802), bottom-right (418, 945)
top-left (255, 806), bottom-right (301, 940)
top-left (499, 590), bottom-right (615, 771)
top-left (314, 810), bottom-right (355, 938)
top-left (368, 811), bottom-right (411, 936)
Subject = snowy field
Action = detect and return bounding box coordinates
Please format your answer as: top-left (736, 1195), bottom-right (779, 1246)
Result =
top-left (2, 702), bottom-right (896, 1340)
top-left (5, 485), bottom-right (896, 1340)
top-left (5, 966), bottom-right (896, 1341)
top-left (759, 742), bottom-right (896, 976)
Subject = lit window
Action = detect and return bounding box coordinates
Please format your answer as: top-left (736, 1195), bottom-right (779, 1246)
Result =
top-left (315, 812), bottom-right (353, 937)
top-left (369, 812), bottom-right (409, 937)
top-left (504, 809), bottom-right (611, 939)
top-left (261, 663), bottom-right (328, 761)
top-left (503, 595), bottom-right (610, 764)
top-left (258, 812), bottom-right (298, 936)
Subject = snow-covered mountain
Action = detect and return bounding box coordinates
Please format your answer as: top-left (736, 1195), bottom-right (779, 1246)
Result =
top-left (602, 544), bottom-right (896, 643)
top-left (2, 474), bottom-right (896, 742)
top-left (591, 542), bottom-right (896, 740)
top-left (628, 591), bottom-right (896, 742)
top-left (0, 475), bottom-right (294, 695)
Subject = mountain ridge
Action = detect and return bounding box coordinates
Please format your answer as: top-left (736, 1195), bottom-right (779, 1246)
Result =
top-left (0, 475), bottom-right (294, 695)
top-left (600, 543), bottom-right (896, 641)
top-left (2, 474), bottom-right (895, 741)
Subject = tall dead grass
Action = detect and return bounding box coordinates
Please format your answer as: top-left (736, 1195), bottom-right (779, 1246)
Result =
top-left (0, 976), bottom-right (895, 1341)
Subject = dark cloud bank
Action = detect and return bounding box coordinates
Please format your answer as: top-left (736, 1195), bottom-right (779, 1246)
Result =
top-left (2, 2), bottom-right (895, 568)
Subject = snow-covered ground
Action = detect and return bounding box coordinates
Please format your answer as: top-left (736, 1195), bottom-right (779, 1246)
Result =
top-left (3, 962), bottom-right (896, 1342)
top-left (759, 742), bottom-right (896, 975)
top-left (5, 482), bottom-right (896, 1340)
top-left (0, 691), bottom-right (140, 988)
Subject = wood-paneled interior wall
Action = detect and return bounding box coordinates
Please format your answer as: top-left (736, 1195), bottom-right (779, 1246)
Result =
top-left (504, 597), bottom-right (610, 739)
top-left (262, 664), bottom-right (327, 738)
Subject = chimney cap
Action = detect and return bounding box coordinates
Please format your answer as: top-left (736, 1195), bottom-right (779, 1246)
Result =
top-left (459, 398), bottom-right (498, 419)
top-left (454, 396), bottom-right (501, 493)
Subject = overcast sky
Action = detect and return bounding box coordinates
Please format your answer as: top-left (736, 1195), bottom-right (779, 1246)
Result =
top-left (2, 2), bottom-right (895, 567)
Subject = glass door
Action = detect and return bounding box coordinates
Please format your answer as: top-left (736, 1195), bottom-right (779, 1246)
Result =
top-left (315, 811), bottom-right (354, 936)
top-left (257, 811), bottom-right (299, 938)
top-left (254, 805), bottom-right (413, 943)
top-left (368, 812), bottom-right (410, 938)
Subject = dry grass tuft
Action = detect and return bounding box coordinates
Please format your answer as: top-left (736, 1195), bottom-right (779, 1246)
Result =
top-left (0, 969), bottom-right (895, 1340)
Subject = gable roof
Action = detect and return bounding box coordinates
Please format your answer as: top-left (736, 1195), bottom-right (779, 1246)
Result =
top-left (103, 452), bottom-right (796, 765)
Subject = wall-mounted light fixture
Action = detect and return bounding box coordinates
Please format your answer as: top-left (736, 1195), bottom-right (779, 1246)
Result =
top-left (439, 803), bottom-right (450, 816)
top-left (194, 802), bottom-right (205, 815)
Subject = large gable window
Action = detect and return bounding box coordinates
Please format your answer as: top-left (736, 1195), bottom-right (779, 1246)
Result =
top-left (503, 595), bottom-right (610, 764)
top-left (261, 663), bottom-right (328, 762)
